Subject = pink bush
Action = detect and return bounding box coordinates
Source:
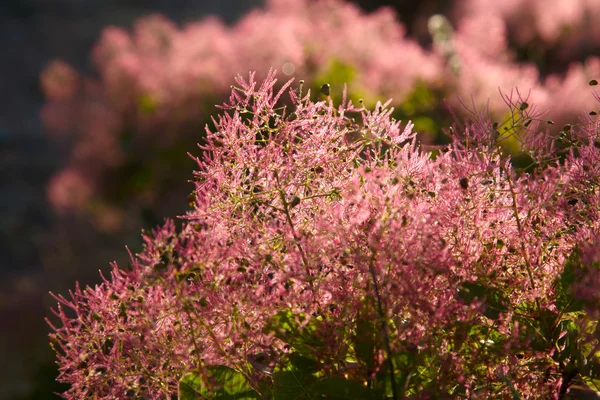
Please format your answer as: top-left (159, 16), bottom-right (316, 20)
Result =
top-left (48, 71), bottom-right (600, 399)
top-left (40, 6), bottom-right (600, 395)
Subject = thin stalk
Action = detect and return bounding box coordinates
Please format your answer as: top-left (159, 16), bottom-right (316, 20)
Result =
top-left (502, 165), bottom-right (540, 311)
top-left (368, 251), bottom-right (398, 400)
top-left (274, 172), bottom-right (313, 284)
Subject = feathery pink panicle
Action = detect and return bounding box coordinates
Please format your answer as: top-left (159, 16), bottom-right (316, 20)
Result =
top-left (49, 71), bottom-right (600, 398)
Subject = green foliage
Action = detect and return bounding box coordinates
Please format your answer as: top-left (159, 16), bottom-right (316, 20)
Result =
top-left (398, 82), bottom-right (437, 116)
top-left (179, 366), bottom-right (260, 400)
top-left (265, 361), bottom-right (386, 399)
top-left (314, 59), bottom-right (356, 96)
top-left (269, 353), bottom-right (321, 399)
top-left (555, 248), bottom-right (586, 313)
top-left (137, 93), bottom-right (158, 114)
top-left (353, 315), bottom-right (377, 378)
top-left (306, 376), bottom-right (385, 399)
top-left (178, 351), bottom-right (390, 400)
top-left (265, 310), bottom-right (326, 357)
top-left (210, 307), bottom-right (393, 399)
top-left (396, 82), bottom-right (443, 137)
top-left (457, 280), bottom-right (510, 320)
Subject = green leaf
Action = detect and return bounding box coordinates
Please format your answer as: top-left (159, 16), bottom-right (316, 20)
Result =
top-left (312, 59), bottom-right (358, 103)
top-left (287, 353), bottom-right (321, 374)
top-left (553, 317), bottom-right (582, 363)
top-left (554, 248), bottom-right (586, 312)
top-left (457, 281), bottom-right (509, 320)
top-left (308, 375), bottom-right (385, 399)
top-left (179, 366), bottom-right (260, 400)
top-left (138, 93), bottom-right (157, 114)
top-left (582, 359), bottom-right (600, 381)
top-left (452, 321), bottom-right (469, 351)
top-left (271, 369), bottom-right (318, 400)
top-left (388, 347), bottom-right (420, 397)
top-left (354, 308), bottom-right (378, 374)
top-left (536, 308), bottom-right (559, 340)
top-left (262, 352), bottom-right (322, 399)
top-left (265, 310), bottom-right (325, 356)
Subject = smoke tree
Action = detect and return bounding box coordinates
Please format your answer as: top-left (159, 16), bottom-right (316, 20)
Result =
top-left (38, 3), bottom-right (600, 329)
top-left (46, 71), bottom-right (600, 399)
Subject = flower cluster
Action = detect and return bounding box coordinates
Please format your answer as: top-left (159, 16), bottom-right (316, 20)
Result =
top-left (49, 71), bottom-right (600, 398)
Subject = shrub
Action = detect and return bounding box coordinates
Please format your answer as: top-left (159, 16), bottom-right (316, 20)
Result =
top-left (48, 71), bottom-right (600, 399)
top-left (40, 0), bottom-right (600, 299)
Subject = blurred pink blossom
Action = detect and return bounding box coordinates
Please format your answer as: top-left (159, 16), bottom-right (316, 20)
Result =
top-left (40, 60), bottom-right (79, 101)
top-left (47, 169), bottom-right (94, 213)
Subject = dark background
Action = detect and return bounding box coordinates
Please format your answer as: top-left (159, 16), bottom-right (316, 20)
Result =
top-left (1, 1), bottom-right (445, 398)
top-left (0, 1), bottom-right (257, 398)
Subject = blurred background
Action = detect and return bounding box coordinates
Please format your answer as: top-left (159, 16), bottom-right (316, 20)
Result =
top-left (1, 0), bottom-right (599, 398)
top-left (1, 1), bottom-right (261, 398)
